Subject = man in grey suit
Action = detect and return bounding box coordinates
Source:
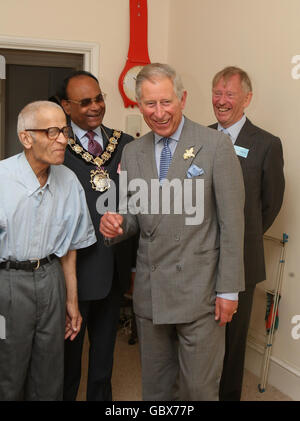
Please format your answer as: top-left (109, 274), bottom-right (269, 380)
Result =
top-left (210, 66), bottom-right (285, 401)
top-left (100, 63), bottom-right (245, 401)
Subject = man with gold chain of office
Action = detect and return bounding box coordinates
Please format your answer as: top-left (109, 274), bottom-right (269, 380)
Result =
top-left (58, 70), bottom-right (136, 401)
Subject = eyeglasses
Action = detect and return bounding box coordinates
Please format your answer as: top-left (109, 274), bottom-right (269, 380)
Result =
top-left (67, 93), bottom-right (106, 108)
top-left (25, 126), bottom-right (73, 141)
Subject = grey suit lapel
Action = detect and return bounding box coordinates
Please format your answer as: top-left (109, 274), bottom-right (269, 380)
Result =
top-left (166, 118), bottom-right (204, 182)
top-left (150, 118), bottom-right (204, 233)
top-left (135, 133), bottom-right (158, 230)
top-left (137, 132), bottom-right (157, 180)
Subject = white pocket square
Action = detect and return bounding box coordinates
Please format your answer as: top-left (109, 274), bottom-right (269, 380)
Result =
top-left (187, 164), bottom-right (204, 178)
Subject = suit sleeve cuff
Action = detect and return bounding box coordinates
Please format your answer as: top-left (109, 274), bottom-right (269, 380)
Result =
top-left (217, 292), bottom-right (239, 301)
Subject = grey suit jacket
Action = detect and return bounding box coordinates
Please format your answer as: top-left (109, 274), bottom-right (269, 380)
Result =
top-left (210, 118), bottom-right (285, 287)
top-left (110, 117), bottom-right (245, 324)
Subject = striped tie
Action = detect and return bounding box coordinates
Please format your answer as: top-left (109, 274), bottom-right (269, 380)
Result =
top-left (221, 128), bottom-right (232, 141)
top-left (86, 130), bottom-right (102, 156)
top-left (159, 137), bottom-right (172, 182)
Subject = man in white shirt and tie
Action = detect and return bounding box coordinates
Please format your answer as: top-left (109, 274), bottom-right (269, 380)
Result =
top-left (59, 71), bottom-right (136, 401)
top-left (210, 66), bottom-right (285, 401)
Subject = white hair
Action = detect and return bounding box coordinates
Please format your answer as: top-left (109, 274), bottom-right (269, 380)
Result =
top-left (17, 100), bottom-right (63, 134)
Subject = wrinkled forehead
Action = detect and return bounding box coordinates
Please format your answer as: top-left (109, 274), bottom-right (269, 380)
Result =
top-left (213, 73), bottom-right (251, 94)
top-left (67, 75), bottom-right (101, 98)
top-left (214, 73), bottom-right (241, 87)
top-left (140, 76), bottom-right (177, 97)
top-left (35, 106), bottom-right (66, 127)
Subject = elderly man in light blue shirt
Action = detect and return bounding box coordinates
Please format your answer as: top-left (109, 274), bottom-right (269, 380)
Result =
top-left (0, 101), bottom-right (96, 401)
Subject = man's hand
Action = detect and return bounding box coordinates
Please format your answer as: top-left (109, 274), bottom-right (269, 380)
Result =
top-left (65, 302), bottom-right (82, 341)
top-left (60, 249), bottom-right (82, 341)
top-left (215, 297), bottom-right (238, 327)
top-left (100, 212), bottom-right (124, 238)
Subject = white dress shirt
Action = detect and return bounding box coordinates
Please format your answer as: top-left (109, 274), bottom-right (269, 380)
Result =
top-left (71, 121), bottom-right (104, 150)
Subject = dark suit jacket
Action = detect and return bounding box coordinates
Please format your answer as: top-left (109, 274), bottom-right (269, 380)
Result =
top-left (64, 125), bottom-right (136, 301)
top-left (210, 118), bottom-right (285, 287)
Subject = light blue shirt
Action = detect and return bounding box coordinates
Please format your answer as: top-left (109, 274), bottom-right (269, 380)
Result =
top-left (71, 121), bottom-right (104, 150)
top-left (217, 114), bottom-right (246, 144)
top-left (0, 152), bottom-right (96, 262)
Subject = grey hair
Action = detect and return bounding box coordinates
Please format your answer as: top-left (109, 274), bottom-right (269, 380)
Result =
top-left (17, 100), bottom-right (63, 133)
top-left (212, 66), bottom-right (252, 93)
top-left (135, 63), bottom-right (185, 102)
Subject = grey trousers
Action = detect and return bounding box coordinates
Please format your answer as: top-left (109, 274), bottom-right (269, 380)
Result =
top-left (135, 314), bottom-right (225, 401)
top-left (0, 259), bottom-right (66, 401)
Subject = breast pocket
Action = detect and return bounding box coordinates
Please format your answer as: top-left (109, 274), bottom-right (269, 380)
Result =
top-left (48, 220), bottom-right (65, 247)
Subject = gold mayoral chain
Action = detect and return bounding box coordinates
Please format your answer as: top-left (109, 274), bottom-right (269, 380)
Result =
top-left (68, 125), bottom-right (121, 192)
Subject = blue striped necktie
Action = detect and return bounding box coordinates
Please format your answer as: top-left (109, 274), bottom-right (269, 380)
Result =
top-left (159, 137), bottom-right (172, 182)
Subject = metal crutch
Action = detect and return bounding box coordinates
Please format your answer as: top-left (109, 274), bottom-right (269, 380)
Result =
top-left (258, 233), bottom-right (288, 393)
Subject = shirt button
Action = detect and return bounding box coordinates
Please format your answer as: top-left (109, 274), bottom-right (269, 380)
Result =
top-left (151, 265), bottom-right (156, 272)
top-left (176, 264), bottom-right (182, 272)
top-left (175, 234), bottom-right (180, 241)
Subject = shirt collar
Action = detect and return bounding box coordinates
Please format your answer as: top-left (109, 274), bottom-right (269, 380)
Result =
top-left (45, 167), bottom-right (54, 195)
top-left (70, 121), bottom-right (102, 142)
top-left (154, 116), bottom-right (185, 144)
top-left (18, 152), bottom-right (52, 196)
top-left (217, 114), bottom-right (246, 143)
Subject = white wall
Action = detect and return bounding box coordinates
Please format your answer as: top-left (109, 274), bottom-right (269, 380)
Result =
top-left (0, 0), bottom-right (170, 131)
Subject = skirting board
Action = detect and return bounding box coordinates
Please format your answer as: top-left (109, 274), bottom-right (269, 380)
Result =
top-left (245, 338), bottom-right (300, 401)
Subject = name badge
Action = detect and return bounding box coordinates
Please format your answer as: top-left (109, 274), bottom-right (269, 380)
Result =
top-left (234, 145), bottom-right (249, 158)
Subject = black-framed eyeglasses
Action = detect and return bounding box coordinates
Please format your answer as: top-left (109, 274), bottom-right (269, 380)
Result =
top-left (67, 93), bottom-right (106, 108)
top-left (25, 126), bottom-right (73, 141)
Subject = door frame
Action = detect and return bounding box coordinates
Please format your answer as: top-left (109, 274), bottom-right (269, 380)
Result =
top-left (0, 35), bottom-right (99, 158)
top-left (0, 35), bottom-right (99, 74)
